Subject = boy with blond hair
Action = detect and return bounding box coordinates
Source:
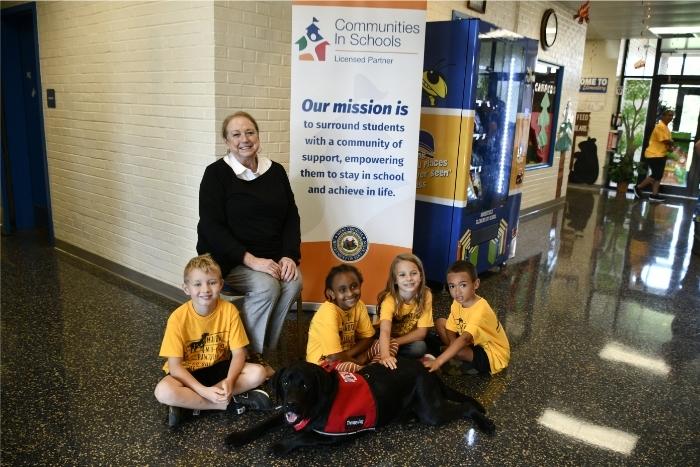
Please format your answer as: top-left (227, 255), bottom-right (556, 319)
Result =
top-left (154, 254), bottom-right (272, 427)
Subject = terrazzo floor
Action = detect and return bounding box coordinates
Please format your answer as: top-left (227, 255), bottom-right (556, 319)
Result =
top-left (2, 187), bottom-right (699, 466)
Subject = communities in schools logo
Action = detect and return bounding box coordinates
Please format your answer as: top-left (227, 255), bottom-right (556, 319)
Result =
top-left (295, 17), bottom-right (330, 61)
top-left (331, 226), bottom-right (368, 262)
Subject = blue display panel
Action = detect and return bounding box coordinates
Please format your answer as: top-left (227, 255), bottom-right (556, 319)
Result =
top-left (414, 19), bottom-right (537, 282)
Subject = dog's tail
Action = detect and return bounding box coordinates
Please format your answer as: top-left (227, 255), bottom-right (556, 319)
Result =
top-left (439, 381), bottom-right (495, 434)
top-left (225, 412), bottom-right (284, 447)
top-left (467, 407), bottom-right (496, 435)
top-left (439, 381), bottom-right (486, 414)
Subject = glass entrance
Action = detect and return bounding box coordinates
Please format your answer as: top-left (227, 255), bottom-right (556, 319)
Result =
top-left (646, 77), bottom-right (700, 197)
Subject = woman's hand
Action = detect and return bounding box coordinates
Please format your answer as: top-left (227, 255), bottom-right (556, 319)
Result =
top-left (243, 253), bottom-right (281, 279)
top-left (278, 257), bottom-right (299, 282)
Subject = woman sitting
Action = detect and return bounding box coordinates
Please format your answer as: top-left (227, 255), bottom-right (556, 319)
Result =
top-left (197, 111), bottom-right (301, 361)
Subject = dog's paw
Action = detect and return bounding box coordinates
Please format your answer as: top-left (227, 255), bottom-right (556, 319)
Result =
top-left (469, 410), bottom-right (496, 435)
top-left (478, 415), bottom-right (496, 435)
top-left (271, 442), bottom-right (292, 457)
top-left (225, 432), bottom-right (246, 448)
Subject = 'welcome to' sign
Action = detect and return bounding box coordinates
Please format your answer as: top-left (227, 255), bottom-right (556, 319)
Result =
top-left (580, 77), bottom-right (608, 93)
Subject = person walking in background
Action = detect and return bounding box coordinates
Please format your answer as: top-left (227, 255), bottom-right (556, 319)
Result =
top-left (635, 109), bottom-right (675, 203)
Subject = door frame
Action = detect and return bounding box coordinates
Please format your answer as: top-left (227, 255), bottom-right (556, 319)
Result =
top-left (644, 75), bottom-right (700, 198)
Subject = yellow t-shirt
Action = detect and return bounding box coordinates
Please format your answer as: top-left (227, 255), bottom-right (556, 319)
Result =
top-left (306, 300), bottom-right (375, 364)
top-left (446, 297), bottom-right (510, 374)
top-left (159, 299), bottom-right (249, 373)
top-left (645, 121), bottom-right (672, 158)
top-left (379, 290), bottom-right (434, 337)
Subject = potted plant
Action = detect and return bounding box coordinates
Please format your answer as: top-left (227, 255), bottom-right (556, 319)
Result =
top-left (607, 153), bottom-right (638, 193)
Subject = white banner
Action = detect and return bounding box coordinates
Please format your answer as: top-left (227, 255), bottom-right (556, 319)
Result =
top-left (290, 1), bottom-right (426, 303)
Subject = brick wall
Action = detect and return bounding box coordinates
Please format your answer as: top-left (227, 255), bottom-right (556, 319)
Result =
top-left (37, 1), bottom-right (293, 289)
top-left (213, 1), bottom-right (292, 170)
top-left (37, 1), bottom-right (217, 287)
top-left (427, 1), bottom-right (588, 210)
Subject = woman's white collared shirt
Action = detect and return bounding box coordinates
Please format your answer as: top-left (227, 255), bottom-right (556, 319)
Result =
top-left (224, 153), bottom-right (272, 181)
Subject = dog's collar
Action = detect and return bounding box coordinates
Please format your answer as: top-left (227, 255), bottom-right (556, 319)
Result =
top-left (293, 418), bottom-right (310, 431)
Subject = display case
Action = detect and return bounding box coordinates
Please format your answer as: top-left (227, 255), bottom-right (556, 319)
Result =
top-left (414, 19), bottom-right (538, 282)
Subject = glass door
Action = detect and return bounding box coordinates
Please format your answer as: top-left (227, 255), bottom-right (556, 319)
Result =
top-left (646, 76), bottom-right (700, 198)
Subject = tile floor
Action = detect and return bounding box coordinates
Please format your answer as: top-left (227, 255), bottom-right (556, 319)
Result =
top-left (1, 187), bottom-right (698, 465)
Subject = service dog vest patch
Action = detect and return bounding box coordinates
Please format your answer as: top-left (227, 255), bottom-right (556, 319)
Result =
top-left (302, 371), bottom-right (377, 436)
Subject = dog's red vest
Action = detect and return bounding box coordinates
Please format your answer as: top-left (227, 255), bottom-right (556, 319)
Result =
top-left (294, 370), bottom-right (377, 435)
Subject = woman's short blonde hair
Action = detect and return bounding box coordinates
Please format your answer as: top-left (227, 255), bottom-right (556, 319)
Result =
top-left (221, 111), bottom-right (259, 141)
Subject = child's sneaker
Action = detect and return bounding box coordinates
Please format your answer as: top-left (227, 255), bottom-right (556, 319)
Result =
top-left (221, 283), bottom-right (236, 296)
top-left (633, 185), bottom-right (642, 200)
top-left (246, 351), bottom-right (268, 366)
top-left (227, 399), bottom-right (246, 416)
top-left (233, 388), bottom-right (273, 411)
top-left (167, 406), bottom-right (193, 428)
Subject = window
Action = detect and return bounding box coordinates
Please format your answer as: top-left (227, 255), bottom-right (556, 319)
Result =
top-left (658, 38), bottom-right (700, 76)
top-left (682, 53), bottom-right (700, 76)
top-left (658, 54), bottom-right (684, 75)
top-left (468, 35), bottom-right (528, 211)
top-left (618, 78), bottom-right (652, 163)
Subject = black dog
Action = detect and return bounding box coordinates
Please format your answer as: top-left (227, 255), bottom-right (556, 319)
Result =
top-left (226, 358), bottom-right (495, 455)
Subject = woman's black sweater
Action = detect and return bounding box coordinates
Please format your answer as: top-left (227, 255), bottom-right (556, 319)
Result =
top-left (196, 157), bottom-right (301, 276)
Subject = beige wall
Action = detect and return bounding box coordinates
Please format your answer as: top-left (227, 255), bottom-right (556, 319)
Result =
top-left (213, 1), bottom-right (292, 170)
top-left (578, 39), bottom-right (622, 184)
top-left (36, 1), bottom-right (586, 289)
top-left (37, 1), bottom-right (217, 286)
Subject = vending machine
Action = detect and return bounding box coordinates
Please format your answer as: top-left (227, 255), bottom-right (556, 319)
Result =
top-left (414, 19), bottom-right (538, 282)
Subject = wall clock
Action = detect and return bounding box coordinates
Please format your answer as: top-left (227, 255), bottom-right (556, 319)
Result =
top-left (540, 9), bottom-right (558, 50)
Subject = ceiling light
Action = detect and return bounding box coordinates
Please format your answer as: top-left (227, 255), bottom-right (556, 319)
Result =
top-left (649, 26), bottom-right (700, 36)
top-left (538, 409), bottom-right (639, 455)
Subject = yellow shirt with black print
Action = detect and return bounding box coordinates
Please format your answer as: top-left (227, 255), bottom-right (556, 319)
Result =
top-left (306, 300), bottom-right (375, 364)
top-left (446, 297), bottom-right (510, 374)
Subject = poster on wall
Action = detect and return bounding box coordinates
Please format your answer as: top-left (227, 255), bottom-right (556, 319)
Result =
top-left (527, 69), bottom-right (558, 165)
top-left (290, 0), bottom-right (427, 304)
top-left (579, 77), bottom-right (608, 93)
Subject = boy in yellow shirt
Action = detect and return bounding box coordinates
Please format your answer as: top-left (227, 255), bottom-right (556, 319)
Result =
top-left (154, 254), bottom-right (272, 428)
top-left (423, 260), bottom-right (510, 375)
